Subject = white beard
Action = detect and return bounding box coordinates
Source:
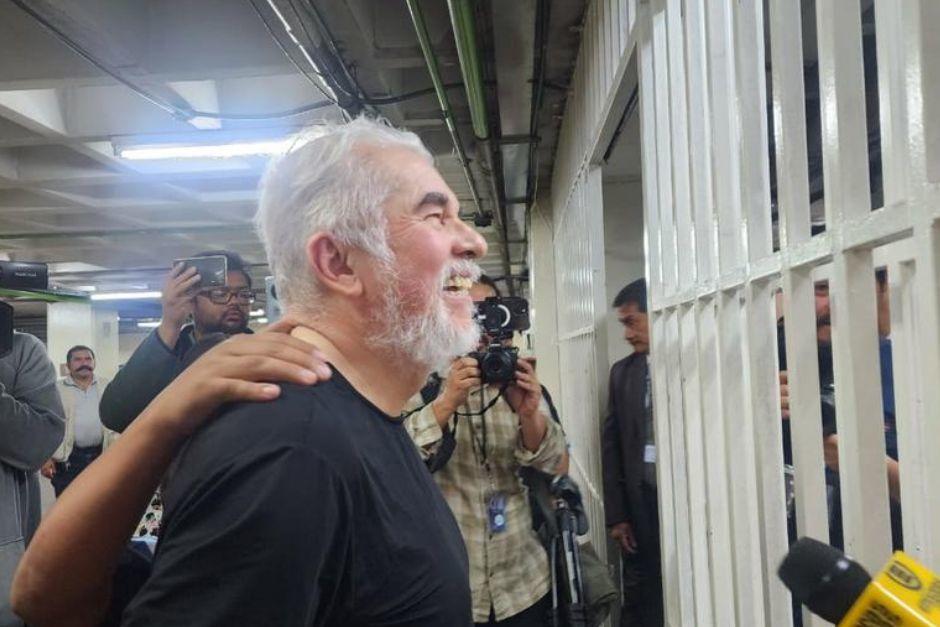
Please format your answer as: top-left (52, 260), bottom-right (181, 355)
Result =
top-left (367, 259), bottom-right (481, 374)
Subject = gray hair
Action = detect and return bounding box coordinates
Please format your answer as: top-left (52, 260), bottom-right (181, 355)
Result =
top-left (255, 116), bottom-right (432, 315)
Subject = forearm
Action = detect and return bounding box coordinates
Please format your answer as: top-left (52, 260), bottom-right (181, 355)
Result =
top-left (519, 410), bottom-right (548, 453)
top-left (157, 320), bottom-right (182, 351)
top-left (11, 405), bottom-right (187, 627)
top-left (431, 398), bottom-right (455, 428)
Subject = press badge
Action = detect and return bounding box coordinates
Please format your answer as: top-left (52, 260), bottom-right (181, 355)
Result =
top-left (487, 493), bottom-right (507, 533)
top-left (644, 444), bottom-right (657, 464)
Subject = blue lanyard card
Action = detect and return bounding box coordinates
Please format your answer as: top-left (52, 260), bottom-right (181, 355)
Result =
top-left (487, 492), bottom-right (507, 534)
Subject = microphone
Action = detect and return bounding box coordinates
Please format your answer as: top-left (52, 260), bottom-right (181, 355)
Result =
top-left (778, 537), bottom-right (940, 625)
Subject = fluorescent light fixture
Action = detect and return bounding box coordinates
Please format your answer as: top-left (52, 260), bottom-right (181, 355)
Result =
top-left (91, 291), bottom-right (162, 301)
top-left (137, 321), bottom-right (161, 328)
top-left (119, 139), bottom-right (294, 161)
top-left (250, 308), bottom-right (265, 317)
top-left (255, 317), bottom-right (269, 324)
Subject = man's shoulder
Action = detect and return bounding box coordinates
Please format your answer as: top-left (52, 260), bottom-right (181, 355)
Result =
top-left (164, 379), bottom-right (369, 513)
top-left (11, 331), bottom-right (45, 360)
top-left (182, 378), bottom-right (366, 468)
top-left (611, 352), bottom-right (646, 383)
top-left (611, 353), bottom-right (640, 373)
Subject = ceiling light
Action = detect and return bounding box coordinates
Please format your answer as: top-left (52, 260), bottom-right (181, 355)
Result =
top-left (255, 317), bottom-right (269, 324)
top-left (118, 139), bottom-right (295, 161)
top-left (91, 291), bottom-right (162, 301)
top-left (137, 321), bottom-right (161, 328)
top-left (250, 308), bottom-right (265, 317)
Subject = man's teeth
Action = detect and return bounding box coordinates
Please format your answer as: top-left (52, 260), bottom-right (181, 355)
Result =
top-left (445, 276), bottom-right (472, 291)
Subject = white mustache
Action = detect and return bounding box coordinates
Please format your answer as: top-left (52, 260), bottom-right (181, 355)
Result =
top-left (441, 259), bottom-right (482, 287)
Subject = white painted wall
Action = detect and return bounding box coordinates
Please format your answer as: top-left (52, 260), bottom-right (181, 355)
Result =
top-left (528, 199), bottom-right (562, 401)
top-left (602, 179), bottom-right (645, 369)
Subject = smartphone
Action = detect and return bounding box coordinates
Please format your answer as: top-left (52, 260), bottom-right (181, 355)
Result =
top-left (0, 301), bottom-right (13, 359)
top-left (173, 255), bottom-right (228, 288)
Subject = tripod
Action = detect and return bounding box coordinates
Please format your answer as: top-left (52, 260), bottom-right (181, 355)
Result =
top-left (549, 475), bottom-right (589, 627)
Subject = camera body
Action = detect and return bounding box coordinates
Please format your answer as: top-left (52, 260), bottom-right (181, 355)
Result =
top-left (469, 344), bottom-right (520, 384)
top-left (470, 296), bottom-right (530, 384)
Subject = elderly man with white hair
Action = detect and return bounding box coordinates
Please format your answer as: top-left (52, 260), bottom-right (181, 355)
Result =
top-left (128, 118), bottom-right (487, 625)
top-left (11, 117), bottom-right (487, 627)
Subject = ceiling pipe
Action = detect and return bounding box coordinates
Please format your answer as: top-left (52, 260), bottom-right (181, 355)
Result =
top-left (445, 0), bottom-right (514, 292)
top-left (404, 0), bottom-right (484, 222)
top-left (446, 0), bottom-right (489, 141)
top-left (525, 0), bottom-right (550, 207)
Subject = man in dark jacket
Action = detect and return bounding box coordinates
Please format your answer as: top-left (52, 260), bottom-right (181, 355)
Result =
top-left (601, 278), bottom-right (663, 627)
top-left (99, 250), bottom-right (253, 433)
top-left (1, 330), bottom-right (65, 626)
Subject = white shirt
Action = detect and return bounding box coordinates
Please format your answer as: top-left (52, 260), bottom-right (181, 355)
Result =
top-left (62, 377), bottom-right (103, 447)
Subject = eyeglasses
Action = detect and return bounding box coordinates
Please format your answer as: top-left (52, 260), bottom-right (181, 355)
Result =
top-left (199, 288), bottom-right (255, 305)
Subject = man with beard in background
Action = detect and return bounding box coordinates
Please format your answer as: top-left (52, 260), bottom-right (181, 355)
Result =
top-left (119, 117), bottom-right (488, 626)
top-left (100, 250), bottom-right (253, 434)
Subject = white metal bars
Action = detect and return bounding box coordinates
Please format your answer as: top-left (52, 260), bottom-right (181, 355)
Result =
top-left (534, 0), bottom-right (940, 622)
top-left (634, 0), bottom-right (940, 625)
top-left (545, 0), bottom-right (641, 562)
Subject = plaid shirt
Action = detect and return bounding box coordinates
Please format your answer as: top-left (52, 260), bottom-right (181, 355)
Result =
top-left (405, 384), bottom-right (566, 622)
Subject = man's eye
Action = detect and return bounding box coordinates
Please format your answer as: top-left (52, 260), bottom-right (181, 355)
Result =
top-left (426, 212), bottom-right (445, 222)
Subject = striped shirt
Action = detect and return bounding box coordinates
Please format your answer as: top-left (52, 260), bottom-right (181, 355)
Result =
top-left (405, 385), bottom-right (566, 622)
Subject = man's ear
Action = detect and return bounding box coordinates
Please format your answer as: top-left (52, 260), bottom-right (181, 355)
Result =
top-left (305, 233), bottom-right (364, 297)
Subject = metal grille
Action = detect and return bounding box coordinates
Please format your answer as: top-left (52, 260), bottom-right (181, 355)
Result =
top-left (635, 0), bottom-right (940, 624)
top-left (541, 0), bottom-right (641, 562)
top-left (538, 0), bottom-right (940, 625)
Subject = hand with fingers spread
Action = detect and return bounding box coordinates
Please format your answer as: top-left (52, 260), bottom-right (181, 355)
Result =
top-left (150, 316), bottom-right (332, 436)
top-left (432, 357), bottom-right (481, 425)
top-left (158, 263), bottom-right (201, 349)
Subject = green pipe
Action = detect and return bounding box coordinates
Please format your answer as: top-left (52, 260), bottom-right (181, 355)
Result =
top-left (447, 0), bottom-right (489, 140)
top-left (404, 0), bottom-right (482, 216)
top-left (0, 288), bottom-right (89, 303)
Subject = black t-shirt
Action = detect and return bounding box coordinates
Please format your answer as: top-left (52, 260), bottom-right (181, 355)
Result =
top-left (122, 371), bottom-right (472, 627)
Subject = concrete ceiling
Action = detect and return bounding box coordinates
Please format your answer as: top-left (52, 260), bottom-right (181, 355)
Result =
top-left (0, 0), bottom-right (586, 315)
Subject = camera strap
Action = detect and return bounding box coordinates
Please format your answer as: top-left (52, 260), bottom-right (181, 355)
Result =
top-left (463, 383), bottom-right (509, 471)
top-left (468, 387), bottom-right (489, 469)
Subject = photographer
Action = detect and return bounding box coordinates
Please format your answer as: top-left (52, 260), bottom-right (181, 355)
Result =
top-left (100, 250), bottom-right (254, 434)
top-left (405, 276), bottom-right (567, 626)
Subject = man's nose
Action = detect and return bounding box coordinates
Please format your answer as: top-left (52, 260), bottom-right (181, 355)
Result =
top-left (454, 220), bottom-right (487, 259)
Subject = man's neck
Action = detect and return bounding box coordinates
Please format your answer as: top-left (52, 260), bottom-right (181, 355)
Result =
top-left (290, 319), bottom-right (427, 417)
top-left (72, 374), bottom-right (94, 390)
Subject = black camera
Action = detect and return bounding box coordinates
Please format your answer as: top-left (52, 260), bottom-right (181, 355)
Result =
top-left (469, 296), bottom-right (530, 384)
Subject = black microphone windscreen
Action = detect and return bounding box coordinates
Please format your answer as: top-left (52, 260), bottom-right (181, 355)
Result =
top-left (778, 537), bottom-right (872, 624)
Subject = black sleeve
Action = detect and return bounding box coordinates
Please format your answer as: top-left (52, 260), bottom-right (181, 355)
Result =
top-left (123, 433), bottom-right (353, 626)
top-left (601, 365), bottom-right (629, 527)
top-left (99, 330), bottom-right (183, 433)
